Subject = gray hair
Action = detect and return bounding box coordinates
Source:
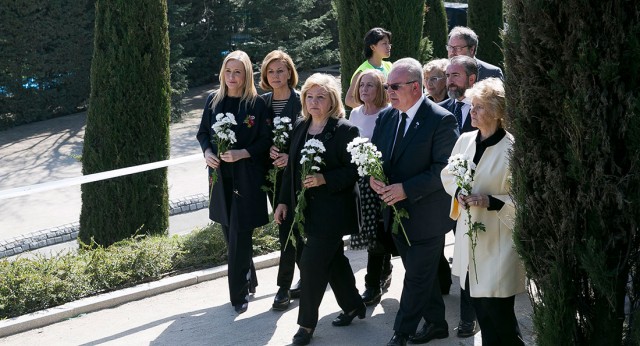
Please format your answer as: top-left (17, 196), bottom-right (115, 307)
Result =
top-left (449, 26), bottom-right (479, 53)
top-left (391, 58), bottom-right (424, 89)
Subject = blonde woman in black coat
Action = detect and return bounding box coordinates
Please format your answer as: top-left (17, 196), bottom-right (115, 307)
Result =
top-left (275, 73), bottom-right (365, 345)
top-left (196, 50), bottom-right (271, 314)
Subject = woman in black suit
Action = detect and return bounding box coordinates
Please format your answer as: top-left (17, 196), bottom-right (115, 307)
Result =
top-left (259, 50), bottom-right (303, 311)
top-left (196, 50), bottom-right (271, 314)
top-left (274, 73), bottom-right (366, 345)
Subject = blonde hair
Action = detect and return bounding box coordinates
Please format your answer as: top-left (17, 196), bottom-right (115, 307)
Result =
top-left (300, 73), bottom-right (345, 120)
top-left (259, 50), bottom-right (299, 91)
top-left (212, 50), bottom-right (257, 110)
top-left (354, 69), bottom-right (388, 108)
top-left (465, 77), bottom-right (506, 127)
top-left (423, 58), bottom-right (449, 76)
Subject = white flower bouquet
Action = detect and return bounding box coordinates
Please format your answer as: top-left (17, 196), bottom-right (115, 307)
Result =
top-left (286, 138), bottom-right (325, 249)
top-left (445, 153), bottom-right (485, 283)
top-left (346, 137), bottom-right (411, 246)
top-left (209, 112), bottom-right (237, 201)
top-left (264, 116), bottom-right (293, 205)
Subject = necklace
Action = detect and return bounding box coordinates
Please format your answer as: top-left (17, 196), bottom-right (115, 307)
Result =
top-left (306, 117), bottom-right (329, 141)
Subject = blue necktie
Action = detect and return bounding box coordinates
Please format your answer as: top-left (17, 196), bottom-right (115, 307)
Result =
top-left (454, 101), bottom-right (464, 130)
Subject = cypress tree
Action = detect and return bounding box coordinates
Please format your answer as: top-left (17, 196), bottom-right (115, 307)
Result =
top-left (80, 0), bottom-right (171, 246)
top-left (336, 0), bottom-right (429, 102)
top-left (504, 0), bottom-right (640, 344)
top-left (468, 0), bottom-right (503, 67)
top-left (423, 0), bottom-right (448, 59)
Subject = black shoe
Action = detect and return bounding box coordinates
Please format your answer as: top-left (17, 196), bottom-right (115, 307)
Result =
top-left (387, 332), bottom-right (409, 346)
top-left (272, 288), bottom-right (291, 311)
top-left (331, 303), bottom-right (366, 326)
top-left (380, 274), bottom-right (392, 291)
top-left (234, 302), bottom-right (248, 314)
top-left (290, 279), bottom-right (301, 299)
top-left (361, 287), bottom-right (382, 306)
top-left (292, 327), bottom-right (314, 345)
top-left (456, 320), bottom-right (477, 338)
top-left (409, 322), bottom-right (448, 344)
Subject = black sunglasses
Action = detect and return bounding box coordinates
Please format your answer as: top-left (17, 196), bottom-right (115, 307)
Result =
top-left (383, 80), bottom-right (417, 91)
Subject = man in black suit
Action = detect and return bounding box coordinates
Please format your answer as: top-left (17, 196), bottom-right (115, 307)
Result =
top-left (437, 54), bottom-right (480, 338)
top-left (370, 58), bottom-right (458, 346)
top-left (447, 26), bottom-right (504, 82)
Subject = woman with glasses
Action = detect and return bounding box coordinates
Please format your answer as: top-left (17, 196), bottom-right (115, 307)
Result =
top-left (423, 59), bottom-right (449, 103)
top-left (348, 69), bottom-right (397, 306)
top-left (345, 27), bottom-right (393, 109)
top-left (196, 50), bottom-right (271, 314)
top-left (440, 78), bottom-right (526, 346)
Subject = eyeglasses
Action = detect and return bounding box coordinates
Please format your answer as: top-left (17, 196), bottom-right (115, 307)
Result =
top-left (426, 76), bottom-right (445, 85)
top-left (445, 45), bottom-right (469, 53)
top-left (383, 80), bottom-right (417, 91)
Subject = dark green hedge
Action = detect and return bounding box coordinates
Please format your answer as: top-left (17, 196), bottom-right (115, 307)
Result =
top-left (0, 0), bottom-right (94, 130)
top-left (504, 0), bottom-right (640, 344)
top-left (80, 0), bottom-right (171, 246)
top-left (468, 0), bottom-right (503, 67)
top-left (424, 0), bottom-right (449, 59)
top-left (335, 0), bottom-right (431, 104)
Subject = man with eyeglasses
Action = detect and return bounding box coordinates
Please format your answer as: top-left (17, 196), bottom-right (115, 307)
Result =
top-left (438, 54), bottom-right (481, 339)
top-left (447, 26), bottom-right (504, 82)
top-left (370, 58), bottom-right (458, 346)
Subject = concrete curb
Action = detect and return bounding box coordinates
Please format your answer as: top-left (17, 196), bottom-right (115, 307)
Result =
top-left (0, 193), bottom-right (209, 258)
top-left (0, 250), bottom-right (280, 338)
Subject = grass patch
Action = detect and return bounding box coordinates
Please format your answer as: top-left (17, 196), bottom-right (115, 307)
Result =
top-left (0, 222), bottom-right (279, 319)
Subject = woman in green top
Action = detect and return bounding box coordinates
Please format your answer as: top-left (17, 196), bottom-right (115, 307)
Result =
top-left (345, 27), bottom-right (393, 109)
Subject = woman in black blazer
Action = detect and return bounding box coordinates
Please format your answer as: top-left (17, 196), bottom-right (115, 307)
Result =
top-left (196, 50), bottom-right (271, 314)
top-left (274, 73), bottom-right (366, 345)
top-left (259, 50), bottom-right (304, 311)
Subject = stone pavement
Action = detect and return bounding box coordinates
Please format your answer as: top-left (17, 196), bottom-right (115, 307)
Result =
top-left (0, 245), bottom-right (536, 345)
top-left (0, 84), bottom-right (215, 257)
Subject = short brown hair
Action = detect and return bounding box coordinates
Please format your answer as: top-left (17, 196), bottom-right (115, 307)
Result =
top-left (300, 73), bottom-right (345, 120)
top-left (354, 69), bottom-right (388, 108)
top-left (259, 50), bottom-right (299, 91)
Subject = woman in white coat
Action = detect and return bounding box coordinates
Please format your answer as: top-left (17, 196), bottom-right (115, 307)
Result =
top-left (441, 78), bottom-right (526, 346)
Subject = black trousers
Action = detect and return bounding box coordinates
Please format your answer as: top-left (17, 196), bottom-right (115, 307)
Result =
top-left (393, 234), bottom-right (447, 334)
top-left (466, 273), bottom-right (524, 346)
top-left (277, 218), bottom-right (303, 289)
top-left (460, 285), bottom-right (477, 322)
top-left (221, 225), bottom-right (257, 306)
top-left (297, 235), bottom-right (362, 329)
top-left (364, 221), bottom-right (396, 288)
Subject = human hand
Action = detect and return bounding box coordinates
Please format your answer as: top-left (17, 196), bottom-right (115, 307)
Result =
top-left (303, 174), bottom-right (325, 188)
top-left (380, 183), bottom-right (407, 206)
top-left (464, 194), bottom-right (489, 208)
top-left (272, 153), bottom-right (288, 168)
top-left (220, 149), bottom-right (249, 162)
top-left (204, 150), bottom-right (220, 169)
top-left (369, 176), bottom-right (386, 194)
top-left (274, 204), bottom-right (288, 224)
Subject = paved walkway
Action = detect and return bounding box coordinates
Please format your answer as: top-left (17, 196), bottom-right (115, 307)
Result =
top-left (0, 247), bottom-right (535, 345)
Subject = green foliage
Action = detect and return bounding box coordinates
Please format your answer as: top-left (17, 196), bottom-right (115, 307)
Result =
top-left (335, 0), bottom-right (431, 103)
top-left (504, 0), bottom-right (640, 343)
top-left (234, 0), bottom-right (339, 73)
top-left (0, 223), bottom-right (279, 319)
top-left (468, 0), bottom-right (503, 67)
top-left (0, 0), bottom-right (94, 130)
top-left (424, 0), bottom-right (449, 59)
top-left (80, 0), bottom-right (171, 246)
top-left (167, 0), bottom-right (194, 122)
